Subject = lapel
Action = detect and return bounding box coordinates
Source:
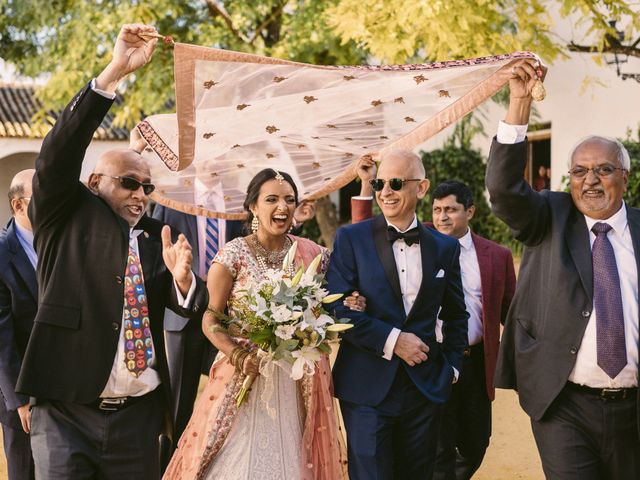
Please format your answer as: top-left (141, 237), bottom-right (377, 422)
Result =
top-left (472, 233), bottom-right (492, 305)
top-left (565, 206), bottom-right (593, 303)
top-left (626, 207), bottom-right (640, 352)
top-left (185, 214), bottom-right (199, 269)
top-left (372, 215), bottom-right (402, 302)
top-left (6, 220), bottom-right (38, 302)
top-left (406, 223), bottom-right (437, 320)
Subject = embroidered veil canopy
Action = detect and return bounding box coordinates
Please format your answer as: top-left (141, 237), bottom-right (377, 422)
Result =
top-left (138, 43), bottom-right (540, 219)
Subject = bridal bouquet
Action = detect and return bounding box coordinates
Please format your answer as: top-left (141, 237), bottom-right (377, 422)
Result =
top-left (224, 241), bottom-right (352, 406)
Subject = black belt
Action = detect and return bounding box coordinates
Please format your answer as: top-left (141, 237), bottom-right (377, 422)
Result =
top-left (463, 342), bottom-right (483, 358)
top-left (566, 382), bottom-right (637, 401)
top-left (88, 391), bottom-right (153, 412)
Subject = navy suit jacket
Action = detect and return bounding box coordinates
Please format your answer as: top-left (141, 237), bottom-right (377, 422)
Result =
top-left (327, 215), bottom-right (469, 406)
top-left (0, 219), bottom-right (37, 429)
top-left (151, 205), bottom-right (244, 331)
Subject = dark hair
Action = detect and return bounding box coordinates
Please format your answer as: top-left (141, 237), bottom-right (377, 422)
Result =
top-left (7, 183), bottom-right (24, 215)
top-left (243, 168), bottom-right (299, 227)
top-left (432, 180), bottom-right (474, 210)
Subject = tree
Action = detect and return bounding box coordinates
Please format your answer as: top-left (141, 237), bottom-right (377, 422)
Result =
top-left (328, 0), bottom-right (640, 64)
top-left (419, 116), bottom-right (518, 251)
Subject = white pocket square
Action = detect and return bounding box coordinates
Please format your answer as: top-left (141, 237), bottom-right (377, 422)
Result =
top-left (435, 269), bottom-right (445, 278)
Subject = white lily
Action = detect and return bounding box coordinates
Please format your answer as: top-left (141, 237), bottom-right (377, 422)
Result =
top-left (275, 324), bottom-right (297, 340)
top-left (327, 323), bottom-right (354, 332)
top-left (290, 267), bottom-right (304, 287)
top-left (290, 346), bottom-right (323, 380)
top-left (305, 253), bottom-right (322, 276)
top-left (282, 241), bottom-right (298, 270)
top-left (321, 293), bottom-right (344, 304)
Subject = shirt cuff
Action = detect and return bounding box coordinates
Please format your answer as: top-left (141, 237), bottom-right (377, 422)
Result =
top-left (90, 78), bottom-right (117, 100)
top-left (452, 367), bottom-right (460, 383)
top-left (497, 121), bottom-right (528, 144)
top-left (382, 328), bottom-right (401, 360)
top-left (352, 196), bottom-right (374, 200)
top-left (174, 271), bottom-right (196, 308)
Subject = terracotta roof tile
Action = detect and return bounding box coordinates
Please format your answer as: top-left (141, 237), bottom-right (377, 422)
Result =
top-left (0, 83), bottom-right (129, 140)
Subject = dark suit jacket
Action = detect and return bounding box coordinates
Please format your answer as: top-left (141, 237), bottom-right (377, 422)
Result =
top-left (151, 205), bottom-right (244, 332)
top-left (17, 85), bottom-right (207, 425)
top-left (350, 198), bottom-right (517, 400)
top-left (0, 219), bottom-right (37, 429)
top-left (326, 215), bottom-right (469, 406)
top-left (486, 138), bottom-right (640, 427)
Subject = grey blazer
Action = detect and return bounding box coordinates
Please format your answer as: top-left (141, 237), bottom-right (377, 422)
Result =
top-left (485, 138), bottom-right (640, 433)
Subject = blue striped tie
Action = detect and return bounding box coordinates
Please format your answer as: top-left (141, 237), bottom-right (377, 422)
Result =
top-left (204, 217), bottom-right (219, 276)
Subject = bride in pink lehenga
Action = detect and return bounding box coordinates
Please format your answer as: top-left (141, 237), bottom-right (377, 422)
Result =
top-left (164, 169), bottom-right (358, 480)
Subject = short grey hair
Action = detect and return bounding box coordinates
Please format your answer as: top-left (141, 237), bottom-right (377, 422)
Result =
top-left (568, 135), bottom-right (631, 171)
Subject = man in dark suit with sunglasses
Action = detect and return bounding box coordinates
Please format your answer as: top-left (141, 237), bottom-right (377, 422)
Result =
top-left (486, 59), bottom-right (639, 478)
top-left (18, 24), bottom-right (207, 479)
top-left (327, 149), bottom-right (468, 479)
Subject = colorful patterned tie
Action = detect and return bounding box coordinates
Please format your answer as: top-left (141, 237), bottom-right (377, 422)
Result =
top-left (591, 222), bottom-right (627, 379)
top-left (123, 244), bottom-right (154, 377)
top-left (204, 217), bottom-right (219, 276)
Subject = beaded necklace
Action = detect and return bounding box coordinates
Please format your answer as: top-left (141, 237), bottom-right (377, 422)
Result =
top-left (250, 234), bottom-right (294, 274)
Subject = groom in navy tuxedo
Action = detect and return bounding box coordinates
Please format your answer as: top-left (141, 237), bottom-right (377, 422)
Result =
top-left (327, 149), bottom-right (468, 479)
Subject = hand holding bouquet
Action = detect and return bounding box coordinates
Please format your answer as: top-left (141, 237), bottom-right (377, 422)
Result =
top-left (219, 241), bottom-right (352, 406)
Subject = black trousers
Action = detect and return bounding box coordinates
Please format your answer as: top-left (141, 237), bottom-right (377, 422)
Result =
top-left (433, 343), bottom-right (491, 480)
top-left (30, 389), bottom-right (164, 480)
top-left (1, 423), bottom-right (34, 480)
top-left (341, 367), bottom-right (444, 480)
top-left (160, 319), bottom-right (217, 472)
top-left (531, 384), bottom-right (639, 480)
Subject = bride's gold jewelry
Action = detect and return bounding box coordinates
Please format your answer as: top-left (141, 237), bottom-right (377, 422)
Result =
top-left (250, 234), bottom-right (293, 272)
top-left (251, 216), bottom-right (259, 233)
top-left (531, 80), bottom-right (546, 101)
top-left (274, 171), bottom-right (285, 184)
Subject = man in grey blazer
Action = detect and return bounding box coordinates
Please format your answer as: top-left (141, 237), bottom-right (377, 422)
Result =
top-left (486, 59), bottom-right (639, 479)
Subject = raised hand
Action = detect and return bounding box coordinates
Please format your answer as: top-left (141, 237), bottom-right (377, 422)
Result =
top-left (505, 58), bottom-right (547, 125)
top-left (161, 225), bottom-right (194, 296)
top-left (294, 200), bottom-right (316, 224)
top-left (96, 24), bottom-right (158, 93)
top-left (393, 332), bottom-right (429, 366)
top-left (356, 154), bottom-right (377, 196)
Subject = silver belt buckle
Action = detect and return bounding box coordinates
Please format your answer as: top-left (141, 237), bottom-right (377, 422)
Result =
top-left (98, 397), bottom-right (127, 411)
top-left (601, 388), bottom-right (624, 399)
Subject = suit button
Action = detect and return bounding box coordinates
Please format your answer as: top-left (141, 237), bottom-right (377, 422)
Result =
top-left (581, 310), bottom-right (590, 317)
top-left (112, 322), bottom-right (120, 331)
top-left (193, 305), bottom-right (200, 313)
top-left (116, 275), bottom-right (123, 284)
top-left (570, 347), bottom-right (578, 354)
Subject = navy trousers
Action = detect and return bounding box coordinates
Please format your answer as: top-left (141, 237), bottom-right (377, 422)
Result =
top-left (341, 367), bottom-right (444, 480)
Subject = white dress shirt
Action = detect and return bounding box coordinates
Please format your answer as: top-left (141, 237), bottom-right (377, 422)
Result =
top-left (436, 229), bottom-right (483, 346)
top-left (382, 217), bottom-right (422, 360)
top-left (195, 179), bottom-right (227, 279)
top-left (14, 221), bottom-right (37, 269)
top-left (498, 121), bottom-right (639, 388)
top-left (569, 205), bottom-right (639, 388)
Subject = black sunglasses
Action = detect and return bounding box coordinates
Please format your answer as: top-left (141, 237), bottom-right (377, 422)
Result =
top-left (369, 178), bottom-right (422, 192)
top-left (97, 174), bottom-right (156, 195)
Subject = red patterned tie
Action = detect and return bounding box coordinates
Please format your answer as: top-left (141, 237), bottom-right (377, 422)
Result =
top-left (123, 245), bottom-right (153, 377)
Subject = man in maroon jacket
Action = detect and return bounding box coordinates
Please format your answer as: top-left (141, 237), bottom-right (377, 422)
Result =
top-left (352, 158), bottom-right (516, 480)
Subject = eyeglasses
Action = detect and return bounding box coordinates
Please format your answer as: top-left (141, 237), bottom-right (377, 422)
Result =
top-left (369, 178), bottom-right (422, 192)
top-left (96, 174), bottom-right (155, 195)
top-left (568, 165), bottom-right (626, 178)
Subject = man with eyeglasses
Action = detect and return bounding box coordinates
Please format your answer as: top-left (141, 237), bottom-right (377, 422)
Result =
top-left (326, 149), bottom-right (468, 479)
top-left (486, 58), bottom-right (639, 478)
top-left (0, 170), bottom-right (37, 480)
top-left (16, 25), bottom-right (208, 479)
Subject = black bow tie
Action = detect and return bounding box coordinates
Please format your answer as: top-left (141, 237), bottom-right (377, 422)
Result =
top-left (386, 226), bottom-right (420, 246)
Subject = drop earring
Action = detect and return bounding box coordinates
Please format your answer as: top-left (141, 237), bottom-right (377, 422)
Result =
top-left (251, 216), bottom-right (259, 233)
